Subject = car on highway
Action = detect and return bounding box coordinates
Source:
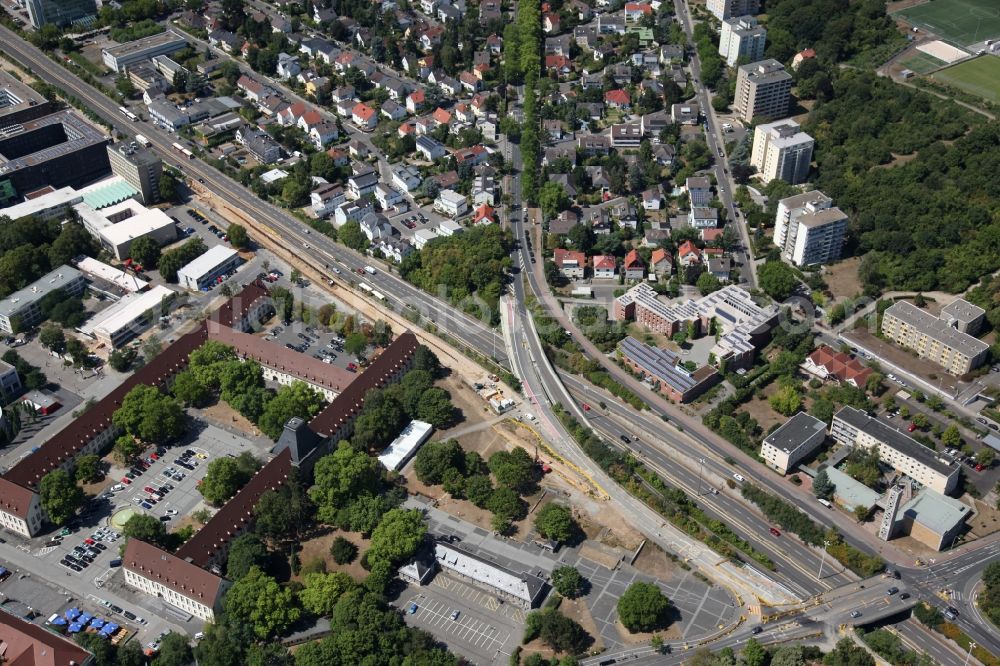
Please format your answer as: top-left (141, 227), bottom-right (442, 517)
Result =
top-left (769, 527), bottom-right (781, 537)
top-left (732, 473), bottom-right (745, 483)
top-left (887, 587), bottom-right (898, 595)
top-left (751, 626), bottom-right (762, 635)
top-left (850, 611), bottom-right (862, 619)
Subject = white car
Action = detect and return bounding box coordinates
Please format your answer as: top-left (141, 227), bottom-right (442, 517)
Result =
top-left (165, 509), bottom-right (179, 516)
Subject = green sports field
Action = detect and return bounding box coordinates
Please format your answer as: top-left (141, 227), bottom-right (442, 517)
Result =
top-left (895, 0), bottom-right (1000, 46)
top-left (899, 51), bottom-right (947, 74)
top-left (932, 56), bottom-right (1000, 103)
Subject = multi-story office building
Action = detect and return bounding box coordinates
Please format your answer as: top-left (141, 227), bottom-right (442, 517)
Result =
top-left (881, 300), bottom-right (989, 375)
top-left (25, 0), bottom-right (95, 28)
top-left (772, 190), bottom-right (847, 265)
top-left (750, 119), bottom-right (814, 185)
top-left (101, 30), bottom-right (188, 72)
top-left (719, 16), bottom-right (766, 67)
top-left (831, 406), bottom-right (960, 495)
top-left (706, 0), bottom-right (759, 20)
top-left (0, 266), bottom-right (86, 334)
top-left (0, 359), bottom-right (22, 403)
top-left (107, 142), bottom-right (162, 204)
top-left (760, 412), bottom-right (827, 474)
top-left (0, 109), bottom-right (110, 196)
top-left (0, 70), bottom-right (54, 126)
top-left (733, 59), bottom-right (791, 123)
top-left (177, 246), bottom-right (241, 292)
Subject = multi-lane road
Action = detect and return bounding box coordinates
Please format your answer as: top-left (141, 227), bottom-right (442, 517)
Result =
top-left (0, 24), bottom-right (506, 368)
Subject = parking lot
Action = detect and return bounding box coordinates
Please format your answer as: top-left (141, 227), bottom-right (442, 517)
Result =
top-left (402, 585), bottom-right (516, 663)
top-left (263, 320), bottom-right (371, 375)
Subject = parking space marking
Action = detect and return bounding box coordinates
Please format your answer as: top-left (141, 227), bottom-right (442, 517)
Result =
top-left (407, 595), bottom-right (509, 654)
top-left (430, 575), bottom-right (521, 621)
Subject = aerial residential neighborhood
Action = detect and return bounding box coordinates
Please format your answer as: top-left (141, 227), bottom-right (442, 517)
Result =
top-left (2, 0), bottom-right (1000, 664)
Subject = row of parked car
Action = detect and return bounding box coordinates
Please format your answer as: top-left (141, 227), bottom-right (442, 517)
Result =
top-left (58, 527), bottom-right (115, 573)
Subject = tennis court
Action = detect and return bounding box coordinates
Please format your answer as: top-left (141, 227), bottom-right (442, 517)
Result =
top-left (895, 0), bottom-right (1000, 46)
top-left (932, 56), bottom-right (1000, 103)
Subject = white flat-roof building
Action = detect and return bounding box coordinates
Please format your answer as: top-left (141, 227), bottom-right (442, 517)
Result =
top-left (177, 246), bottom-right (241, 292)
top-left (772, 190), bottom-right (846, 266)
top-left (0, 186), bottom-right (82, 221)
top-left (0, 266), bottom-right (86, 334)
top-left (734, 59), bottom-right (791, 123)
top-left (433, 542), bottom-right (547, 608)
top-left (751, 119), bottom-right (814, 185)
top-left (760, 412), bottom-right (827, 474)
top-left (831, 406), bottom-right (960, 495)
top-left (719, 16), bottom-right (766, 67)
top-left (102, 30), bottom-right (189, 72)
top-left (78, 285), bottom-right (175, 348)
top-left (76, 200), bottom-right (177, 261)
top-left (378, 420), bottom-right (434, 471)
top-left (75, 256), bottom-right (149, 293)
top-left (434, 189), bottom-right (468, 218)
top-left (0, 359), bottom-right (22, 402)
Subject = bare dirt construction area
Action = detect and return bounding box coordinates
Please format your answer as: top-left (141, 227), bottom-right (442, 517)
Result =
top-left (824, 257), bottom-right (864, 302)
top-left (295, 529), bottom-right (372, 582)
top-left (633, 542), bottom-right (682, 581)
top-left (967, 498), bottom-right (1000, 538)
top-left (738, 383), bottom-right (788, 435)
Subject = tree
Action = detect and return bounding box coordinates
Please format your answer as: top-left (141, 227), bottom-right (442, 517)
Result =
top-left (259, 381), bottom-right (326, 440)
top-left (299, 572), bottom-right (356, 617)
top-left (223, 566), bottom-right (301, 639)
top-left (75, 632), bottom-right (115, 666)
top-left (524, 608), bottom-right (590, 654)
top-left (769, 386), bottom-right (802, 416)
top-left (113, 434), bottom-right (144, 465)
top-left (551, 566), bottom-right (585, 598)
top-left (338, 221), bottom-right (369, 252)
top-left (742, 638), bottom-right (767, 666)
top-left (74, 454), bottom-right (102, 483)
top-left (366, 508), bottom-right (426, 566)
top-left (567, 224), bottom-right (596, 254)
top-left (39, 469), bottom-right (83, 526)
top-left (227, 533), bottom-right (269, 580)
top-left (112, 385), bottom-right (186, 444)
top-left (417, 387), bottom-right (456, 427)
top-left (351, 390), bottom-right (407, 451)
top-left (617, 582), bottom-right (671, 633)
top-left (813, 468), bottom-right (835, 500)
top-left (39, 323), bottom-right (66, 353)
top-left (344, 332), bottom-right (368, 357)
top-left (758, 261), bottom-right (798, 302)
top-left (254, 474), bottom-right (313, 544)
top-left (977, 447), bottom-right (996, 468)
top-left (129, 236), bottom-right (161, 268)
top-left (330, 536), bottom-right (358, 564)
top-left (122, 514), bottom-right (167, 546)
top-left (912, 413), bottom-right (929, 429)
top-left (309, 441), bottom-right (384, 523)
top-left (171, 369), bottom-right (212, 407)
top-left (534, 503), bottom-right (576, 543)
top-left (941, 424), bottom-right (963, 449)
top-left (200, 453), bottom-right (262, 505)
top-left (486, 487), bottom-right (526, 531)
top-left (412, 345), bottom-right (444, 378)
top-left (696, 271), bottom-right (721, 296)
top-left (109, 346), bottom-right (138, 372)
top-left (414, 439), bottom-right (465, 485)
top-left (488, 447), bottom-right (535, 492)
top-left (227, 224), bottom-right (250, 249)
top-left (116, 642), bottom-right (147, 666)
top-left (823, 638), bottom-right (874, 666)
top-left (465, 474), bottom-right (494, 507)
top-left (538, 182), bottom-right (569, 220)
top-left (158, 172), bottom-right (179, 202)
top-left (154, 633), bottom-right (194, 666)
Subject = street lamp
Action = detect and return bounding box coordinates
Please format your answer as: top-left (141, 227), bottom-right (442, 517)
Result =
top-left (965, 642), bottom-right (977, 666)
top-left (817, 540), bottom-right (831, 580)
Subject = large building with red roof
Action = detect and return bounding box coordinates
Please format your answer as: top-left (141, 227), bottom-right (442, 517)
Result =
top-left (802, 345), bottom-right (872, 388)
top-left (0, 610), bottom-right (94, 665)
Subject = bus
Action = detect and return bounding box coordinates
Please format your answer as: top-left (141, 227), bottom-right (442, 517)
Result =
top-left (134, 134), bottom-right (151, 147)
top-left (181, 147), bottom-right (194, 159)
top-left (371, 290), bottom-right (386, 302)
top-left (118, 106), bottom-right (138, 121)
top-left (172, 142), bottom-right (185, 155)
top-left (359, 283), bottom-right (373, 294)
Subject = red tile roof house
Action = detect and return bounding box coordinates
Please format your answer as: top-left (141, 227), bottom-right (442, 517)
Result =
top-left (553, 248), bottom-right (587, 279)
top-left (351, 103), bottom-right (378, 131)
top-left (592, 254), bottom-right (617, 279)
top-left (677, 240), bottom-right (702, 267)
top-left (650, 248), bottom-right (672, 277)
top-left (0, 609), bottom-right (95, 666)
top-left (802, 345), bottom-right (873, 388)
top-left (624, 2), bottom-right (653, 20)
top-left (473, 203), bottom-right (497, 225)
top-left (542, 12), bottom-right (561, 33)
top-left (604, 88), bottom-right (631, 109)
top-left (623, 249), bottom-right (645, 280)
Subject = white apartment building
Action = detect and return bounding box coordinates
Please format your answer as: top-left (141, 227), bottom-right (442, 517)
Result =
top-left (719, 16), bottom-right (766, 67)
top-left (881, 301), bottom-right (990, 375)
top-left (78, 285), bottom-right (176, 349)
top-left (772, 191), bottom-right (847, 266)
top-left (706, 0), bottom-right (759, 20)
top-left (434, 189), bottom-right (468, 218)
top-left (177, 246), bottom-right (242, 292)
top-left (760, 412), bottom-right (827, 474)
top-left (0, 359), bottom-right (23, 402)
top-left (831, 406), bottom-right (960, 495)
top-left (751, 119), bottom-right (814, 185)
top-left (733, 59), bottom-right (791, 123)
top-left (0, 266), bottom-right (86, 334)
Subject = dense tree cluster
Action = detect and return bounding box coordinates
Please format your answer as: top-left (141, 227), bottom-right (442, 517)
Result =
top-left (764, 0), bottom-right (903, 65)
top-left (982, 560), bottom-right (1000, 629)
top-left (39, 469), bottom-right (83, 526)
top-left (617, 582), bottom-right (671, 633)
top-left (199, 452), bottom-right (263, 506)
top-left (400, 225), bottom-right (512, 325)
top-left (158, 238), bottom-right (207, 283)
top-left (0, 217), bottom-right (97, 303)
top-left (112, 385), bottom-right (186, 446)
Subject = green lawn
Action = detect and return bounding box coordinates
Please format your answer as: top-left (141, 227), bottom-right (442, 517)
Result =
top-left (895, 0), bottom-right (1000, 46)
top-left (932, 56), bottom-right (1000, 103)
top-left (899, 51), bottom-right (947, 74)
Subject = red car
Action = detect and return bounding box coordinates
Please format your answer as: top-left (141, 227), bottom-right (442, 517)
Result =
top-left (769, 527), bottom-right (781, 537)
top-left (347, 362), bottom-right (358, 371)
top-left (149, 453), bottom-right (159, 460)
top-left (121, 477), bottom-right (132, 485)
top-left (907, 423), bottom-right (917, 432)
top-left (84, 538), bottom-right (95, 545)
top-left (143, 486), bottom-right (155, 494)
top-left (976, 464), bottom-right (984, 472)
